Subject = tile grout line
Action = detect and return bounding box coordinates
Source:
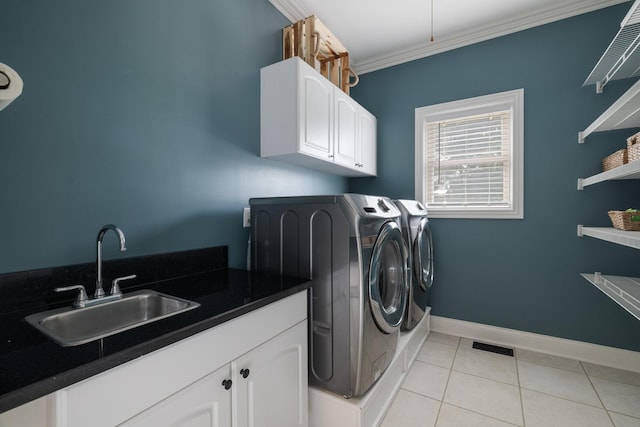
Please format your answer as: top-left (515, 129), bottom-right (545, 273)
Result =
top-left (581, 360), bottom-right (617, 427)
top-left (430, 336), bottom-right (460, 427)
top-left (440, 336), bottom-right (524, 427)
top-left (445, 358), bottom-right (521, 388)
top-left (515, 350), bottom-right (527, 427)
top-left (421, 334), bottom-right (640, 426)
top-left (515, 352), bottom-right (625, 411)
top-left (423, 336), bottom-right (526, 425)
top-left (441, 337), bottom-right (611, 425)
top-left (577, 358), bottom-right (588, 375)
top-left (398, 369), bottom-right (523, 426)
top-left (516, 360), bottom-right (613, 411)
top-left (442, 402), bottom-right (523, 427)
top-left (517, 384), bottom-right (611, 410)
top-left (608, 411), bottom-right (640, 422)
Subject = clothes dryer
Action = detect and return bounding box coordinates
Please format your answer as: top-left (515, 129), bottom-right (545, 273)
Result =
top-left (393, 199), bottom-right (434, 330)
top-left (249, 194), bottom-right (409, 398)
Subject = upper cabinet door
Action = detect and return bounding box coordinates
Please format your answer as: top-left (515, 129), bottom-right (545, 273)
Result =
top-left (358, 108), bottom-right (377, 176)
top-left (333, 89), bottom-right (359, 168)
top-left (300, 73), bottom-right (333, 160)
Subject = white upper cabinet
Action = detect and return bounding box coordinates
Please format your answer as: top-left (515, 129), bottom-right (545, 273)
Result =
top-left (261, 57), bottom-right (377, 177)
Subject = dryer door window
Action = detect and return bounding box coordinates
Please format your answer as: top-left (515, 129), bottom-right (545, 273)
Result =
top-left (414, 218), bottom-right (434, 292)
top-left (368, 221), bottom-right (408, 334)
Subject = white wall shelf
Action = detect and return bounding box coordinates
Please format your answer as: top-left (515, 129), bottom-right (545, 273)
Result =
top-left (578, 160), bottom-right (640, 189)
top-left (582, 273), bottom-right (640, 321)
top-left (578, 78), bottom-right (640, 143)
top-left (583, 0), bottom-right (640, 93)
top-left (577, 225), bottom-right (640, 249)
top-left (578, 0), bottom-right (640, 325)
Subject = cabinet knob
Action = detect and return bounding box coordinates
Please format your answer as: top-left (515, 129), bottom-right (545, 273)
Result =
top-left (328, 154), bottom-right (334, 158)
top-left (222, 379), bottom-right (232, 390)
top-left (240, 368), bottom-right (250, 379)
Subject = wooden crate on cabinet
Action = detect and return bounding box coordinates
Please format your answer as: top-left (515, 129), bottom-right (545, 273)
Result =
top-left (283, 15), bottom-right (358, 94)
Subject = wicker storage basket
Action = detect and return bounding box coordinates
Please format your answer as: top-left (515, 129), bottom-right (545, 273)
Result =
top-left (627, 131), bottom-right (640, 162)
top-left (602, 148), bottom-right (628, 171)
top-left (608, 210), bottom-right (640, 231)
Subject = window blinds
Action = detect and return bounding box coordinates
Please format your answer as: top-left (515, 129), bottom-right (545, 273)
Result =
top-left (424, 110), bottom-right (512, 208)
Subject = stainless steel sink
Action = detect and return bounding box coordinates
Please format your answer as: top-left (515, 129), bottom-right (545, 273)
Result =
top-left (25, 290), bottom-right (200, 346)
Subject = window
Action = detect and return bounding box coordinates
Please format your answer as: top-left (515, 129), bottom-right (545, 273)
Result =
top-left (415, 89), bottom-right (524, 219)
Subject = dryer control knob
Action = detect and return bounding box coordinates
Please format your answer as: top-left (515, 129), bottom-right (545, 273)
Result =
top-left (377, 199), bottom-right (390, 212)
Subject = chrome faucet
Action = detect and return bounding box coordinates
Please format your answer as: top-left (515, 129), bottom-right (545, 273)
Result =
top-left (96, 224), bottom-right (127, 298)
top-left (53, 224), bottom-right (135, 308)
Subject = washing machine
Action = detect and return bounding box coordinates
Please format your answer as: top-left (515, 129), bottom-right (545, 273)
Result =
top-left (249, 194), bottom-right (409, 398)
top-left (393, 199), bottom-right (434, 330)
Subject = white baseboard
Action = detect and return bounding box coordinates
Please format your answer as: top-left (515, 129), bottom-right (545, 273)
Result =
top-left (431, 315), bottom-right (640, 374)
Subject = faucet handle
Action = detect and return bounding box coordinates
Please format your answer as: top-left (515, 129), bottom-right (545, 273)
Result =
top-left (55, 285), bottom-right (89, 308)
top-left (110, 274), bottom-right (137, 297)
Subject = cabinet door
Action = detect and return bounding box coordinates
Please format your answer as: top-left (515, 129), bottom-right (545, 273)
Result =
top-left (299, 72), bottom-right (333, 160)
top-left (358, 108), bottom-right (377, 176)
top-left (333, 89), bottom-right (358, 169)
top-left (120, 365), bottom-right (232, 427)
top-left (232, 321), bottom-right (308, 427)
top-left (0, 395), bottom-right (54, 427)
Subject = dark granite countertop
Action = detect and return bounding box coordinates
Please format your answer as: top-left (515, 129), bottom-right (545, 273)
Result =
top-left (0, 247), bottom-right (309, 414)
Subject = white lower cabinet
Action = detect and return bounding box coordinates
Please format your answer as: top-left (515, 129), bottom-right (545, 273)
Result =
top-left (0, 291), bottom-right (308, 427)
top-left (122, 321), bottom-right (307, 427)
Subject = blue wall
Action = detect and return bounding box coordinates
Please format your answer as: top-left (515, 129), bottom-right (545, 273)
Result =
top-left (0, 0), bottom-right (347, 273)
top-left (2, 1), bottom-right (639, 351)
top-left (349, 4), bottom-right (640, 351)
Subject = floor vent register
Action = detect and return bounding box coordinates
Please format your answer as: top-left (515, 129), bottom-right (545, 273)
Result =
top-left (472, 341), bottom-right (514, 357)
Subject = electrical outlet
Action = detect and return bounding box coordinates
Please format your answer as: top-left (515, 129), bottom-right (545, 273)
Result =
top-left (243, 207), bottom-right (251, 228)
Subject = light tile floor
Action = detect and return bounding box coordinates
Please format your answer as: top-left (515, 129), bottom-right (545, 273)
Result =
top-left (381, 332), bottom-right (640, 427)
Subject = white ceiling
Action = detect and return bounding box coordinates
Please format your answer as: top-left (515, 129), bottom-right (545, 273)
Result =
top-left (269, 0), bottom-right (629, 74)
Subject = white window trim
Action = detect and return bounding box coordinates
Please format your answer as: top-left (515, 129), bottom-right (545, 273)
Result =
top-left (415, 89), bottom-right (524, 219)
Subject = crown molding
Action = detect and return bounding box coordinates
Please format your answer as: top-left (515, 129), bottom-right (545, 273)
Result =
top-left (356, 0), bottom-right (629, 74)
top-left (268, 0), bottom-right (310, 23)
top-left (269, 0), bottom-right (629, 74)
